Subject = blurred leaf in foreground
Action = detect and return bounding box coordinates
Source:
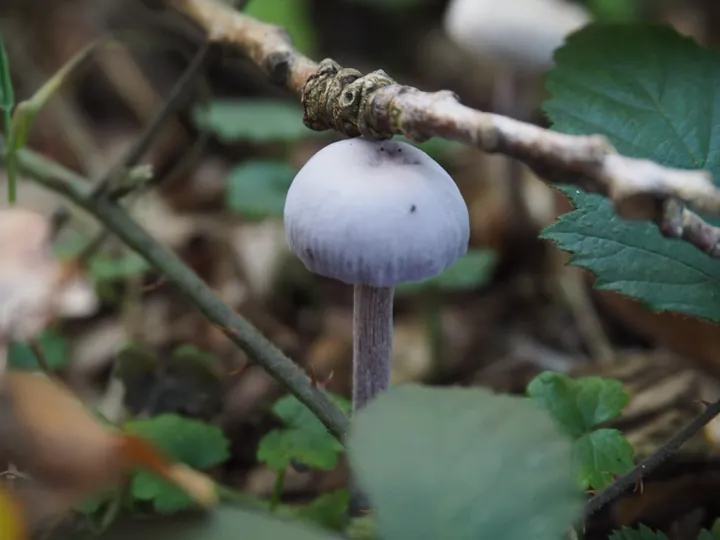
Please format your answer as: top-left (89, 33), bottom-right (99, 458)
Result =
top-left (194, 100), bottom-right (317, 144)
top-left (0, 485), bottom-right (25, 540)
top-left (257, 393), bottom-right (350, 472)
top-left (348, 385), bottom-right (583, 540)
top-left (226, 160), bottom-right (295, 220)
top-left (73, 505), bottom-right (343, 540)
top-left (124, 415), bottom-right (230, 514)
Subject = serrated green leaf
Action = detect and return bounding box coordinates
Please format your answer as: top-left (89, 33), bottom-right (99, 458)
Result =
top-left (543, 186), bottom-right (720, 322)
top-left (347, 385), bottom-right (583, 540)
top-left (257, 393), bottom-right (350, 472)
top-left (610, 524), bottom-right (669, 540)
top-left (542, 24), bottom-right (720, 322)
top-left (70, 505), bottom-right (343, 540)
top-left (396, 249), bottom-right (497, 294)
top-left (575, 429), bottom-right (634, 490)
top-left (124, 415), bottom-right (230, 514)
top-left (226, 160), bottom-right (295, 220)
top-left (292, 490), bottom-right (350, 531)
top-left (8, 329), bottom-right (69, 371)
top-left (527, 371), bottom-right (630, 437)
top-left (194, 100), bottom-right (317, 143)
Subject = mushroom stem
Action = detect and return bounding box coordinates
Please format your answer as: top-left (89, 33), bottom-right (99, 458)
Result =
top-left (352, 284), bottom-right (394, 412)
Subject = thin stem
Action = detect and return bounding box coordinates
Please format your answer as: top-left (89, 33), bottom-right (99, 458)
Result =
top-left (29, 340), bottom-right (53, 375)
top-left (270, 468), bottom-right (286, 511)
top-left (584, 396), bottom-right (720, 519)
top-left (91, 41), bottom-right (211, 197)
top-left (14, 145), bottom-right (349, 441)
top-left (352, 284), bottom-right (394, 412)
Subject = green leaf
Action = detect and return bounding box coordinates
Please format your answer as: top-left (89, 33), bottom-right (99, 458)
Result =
top-left (527, 371), bottom-right (630, 437)
top-left (542, 24), bottom-right (720, 322)
top-left (699, 525), bottom-right (720, 540)
top-left (226, 160), bottom-right (295, 220)
top-left (347, 385), bottom-right (583, 540)
top-left (396, 250), bottom-right (497, 294)
top-left (257, 393), bottom-right (350, 472)
top-left (609, 525), bottom-right (669, 540)
top-left (124, 414), bottom-right (230, 514)
top-left (72, 505), bottom-right (343, 540)
top-left (194, 100), bottom-right (317, 143)
top-left (89, 252), bottom-right (150, 282)
top-left (346, 515), bottom-right (376, 540)
top-left (245, 0), bottom-right (317, 56)
top-left (543, 186), bottom-right (720, 323)
top-left (0, 29), bottom-right (13, 112)
top-left (8, 329), bottom-right (69, 371)
top-left (575, 429), bottom-right (634, 490)
top-left (292, 490), bottom-right (350, 531)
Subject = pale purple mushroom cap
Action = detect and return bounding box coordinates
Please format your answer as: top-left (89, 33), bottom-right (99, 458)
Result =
top-left (283, 138), bottom-right (470, 288)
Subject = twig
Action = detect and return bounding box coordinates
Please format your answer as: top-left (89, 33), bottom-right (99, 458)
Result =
top-left (14, 145), bottom-right (350, 441)
top-left (156, 0), bottom-right (720, 259)
top-left (29, 340), bottom-right (53, 375)
top-left (584, 397), bottom-right (720, 519)
top-left (92, 41), bottom-right (212, 197)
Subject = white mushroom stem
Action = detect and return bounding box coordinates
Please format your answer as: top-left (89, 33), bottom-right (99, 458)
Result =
top-left (352, 284), bottom-right (394, 412)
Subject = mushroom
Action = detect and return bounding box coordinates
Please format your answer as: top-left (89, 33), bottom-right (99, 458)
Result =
top-left (283, 138), bottom-right (470, 412)
top-left (443, 0), bottom-right (590, 76)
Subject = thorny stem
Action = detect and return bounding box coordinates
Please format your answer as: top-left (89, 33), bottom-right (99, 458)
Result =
top-left (584, 396), bottom-right (720, 519)
top-left (13, 145), bottom-right (350, 442)
top-left (352, 284), bottom-right (394, 412)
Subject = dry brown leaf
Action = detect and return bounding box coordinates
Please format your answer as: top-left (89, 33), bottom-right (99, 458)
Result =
top-left (0, 373), bottom-right (217, 532)
top-left (0, 208), bottom-right (97, 345)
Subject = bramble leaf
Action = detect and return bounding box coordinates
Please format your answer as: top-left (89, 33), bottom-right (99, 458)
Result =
top-left (347, 385), bottom-right (583, 540)
top-left (527, 371), bottom-right (629, 437)
top-left (257, 393), bottom-right (350, 472)
top-left (124, 415), bottom-right (230, 514)
top-left (609, 525), bottom-right (669, 540)
top-left (226, 160), bottom-right (295, 220)
top-left (542, 24), bottom-right (720, 323)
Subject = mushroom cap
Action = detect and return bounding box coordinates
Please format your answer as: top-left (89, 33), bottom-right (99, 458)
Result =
top-left (283, 138), bottom-right (470, 288)
top-left (443, 0), bottom-right (590, 73)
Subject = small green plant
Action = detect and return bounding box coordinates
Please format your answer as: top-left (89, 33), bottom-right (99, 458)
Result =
top-left (527, 372), bottom-right (633, 491)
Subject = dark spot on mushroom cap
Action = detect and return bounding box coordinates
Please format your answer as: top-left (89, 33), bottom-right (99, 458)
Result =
top-left (305, 248), bottom-right (314, 260)
top-left (410, 205), bottom-right (417, 213)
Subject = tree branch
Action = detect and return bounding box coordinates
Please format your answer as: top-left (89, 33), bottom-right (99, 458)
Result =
top-left (14, 146), bottom-right (350, 442)
top-left (584, 397), bottom-right (720, 519)
top-left (155, 0), bottom-right (720, 259)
